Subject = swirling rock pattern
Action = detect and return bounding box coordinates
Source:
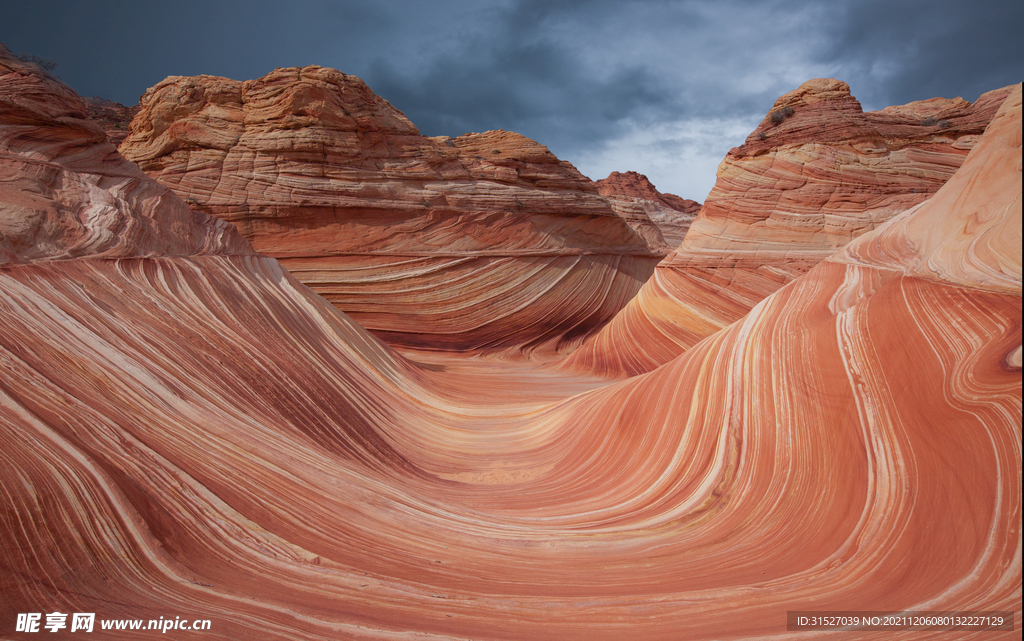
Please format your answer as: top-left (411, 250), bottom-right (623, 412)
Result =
top-left (2, 48), bottom-right (1020, 640)
top-left (596, 170), bottom-right (701, 247)
top-left (117, 67), bottom-right (665, 354)
top-left (565, 79), bottom-right (1013, 377)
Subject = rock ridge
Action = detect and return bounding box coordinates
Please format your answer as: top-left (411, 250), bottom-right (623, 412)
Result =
top-left (0, 44), bottom-right (252, 265)
top-left (564, 78), bottom-right (1015, 376)
top-left (119, 65), bottom-right (666, 353)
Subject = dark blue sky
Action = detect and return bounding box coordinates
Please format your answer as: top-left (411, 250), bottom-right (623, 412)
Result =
top-left (4, 0), bottom-right (1021, 198)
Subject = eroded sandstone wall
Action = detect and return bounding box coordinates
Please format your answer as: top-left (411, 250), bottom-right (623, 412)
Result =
top-left (565, 78), bottom-right (1013, 376)
top-left (0, 46), bottom-right (249, 264)
top-left (118, 67), bottom-right (666, 354)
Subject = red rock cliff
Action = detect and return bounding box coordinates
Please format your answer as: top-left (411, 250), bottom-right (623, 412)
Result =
top-left (82, 96), bottom-right (139, 146)
top-left (118, 66), bottom-right (666, 354)
top-left (0, 46), bottom-right (249, 264)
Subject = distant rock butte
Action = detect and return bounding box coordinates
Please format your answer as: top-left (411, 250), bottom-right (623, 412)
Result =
top-left (596, 170), bottom-right (702, 214)
top-left (565, 78), bottom-right (1014, 376)
top-left (596, 170), bottom-right (701, 247)
top-left (118, 66), bottom-right (665, 354)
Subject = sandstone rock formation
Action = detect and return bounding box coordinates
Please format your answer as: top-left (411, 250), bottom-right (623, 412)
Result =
top-left (117, 67), bottom-right (665, 354)
top-left (565, 78), bottom-right (1014, 377)
top-left (2, 46), bottom-right (1020, 639)
top-left (596, 170), bottom-right (701, 246)
top-left (0, 46), bottom-right (249, 265)
top-left (82, 96), bottom-right (139, 146)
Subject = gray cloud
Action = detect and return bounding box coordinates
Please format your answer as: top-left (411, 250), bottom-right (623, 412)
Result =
top-left (3, 0), bottom-right (1020, 199)
top-left (814, 0), bottom-right (1023, 109)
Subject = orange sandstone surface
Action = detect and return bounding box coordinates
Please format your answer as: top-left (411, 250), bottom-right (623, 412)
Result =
top-left (1, 42), bottom-right (1021, 640)
top-left (565, 78), bottom-right (1013, 377)
top-left (116, 67), bottom-right (666, 355)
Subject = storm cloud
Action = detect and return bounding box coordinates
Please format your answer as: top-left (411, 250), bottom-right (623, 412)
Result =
top-left (4, 0), bottom-right (1021, 199)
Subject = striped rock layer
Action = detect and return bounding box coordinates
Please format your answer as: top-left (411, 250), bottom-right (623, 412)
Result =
top-left (2, 46), bottom-right (1021, 640)
top-left (595, 170), bottom-right (701, 247)
top-left (116, 67), bottom-right (665, 355)
top-left (565, 78), bottom-right (1013, 377)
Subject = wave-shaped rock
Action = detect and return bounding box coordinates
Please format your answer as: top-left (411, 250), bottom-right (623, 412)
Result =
top-left (565, 78), bottom-right (1013, 376)
top-left (117, 67), bottom-right (665, 354)
top-left (2, 45), bottom-right (1019, 639)
top-left (834, 88), bottom-right (1022, 295)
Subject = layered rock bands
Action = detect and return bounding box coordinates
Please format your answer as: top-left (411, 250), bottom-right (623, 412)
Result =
top-left (117, 67), bottom-right (671, 355)
top-left (565, 78), bottom-right (1013, 376)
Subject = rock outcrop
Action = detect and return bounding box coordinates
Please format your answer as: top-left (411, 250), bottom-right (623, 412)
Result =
top-left (832, 87), bottom-right (1022, 295)
top-left (82, 96), bottom-right (139, 146)
top-left (117, 67), bottom-right (665, 354)
top-left (1, 47), bottom-right (1020, 639)
top-left (565, 78), bottom-right (1014, 376)
top-left (596, 170), bottom-right (701, 246)
top-left (0, 46), bottom-right (249, 265)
